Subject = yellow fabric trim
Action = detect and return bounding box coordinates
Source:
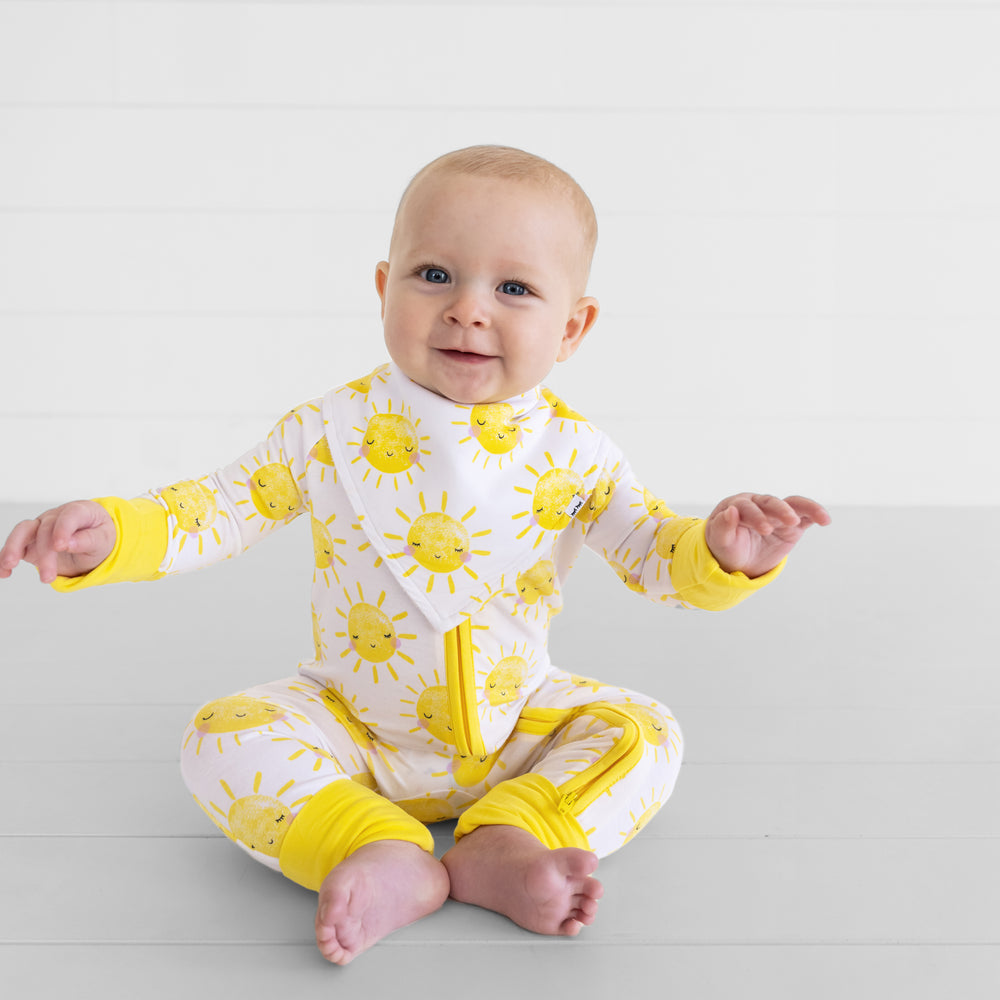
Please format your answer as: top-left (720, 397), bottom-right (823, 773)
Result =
top-left (444, 619), bottom-right (485, 757)
top-left (278, 779), bottom-right (435, 892)
top-left (555, 704), bottom-right (644, 815)
top-left (454, 773), bottom-right (591, 851)
top-left (669, 519), bottom-right (785, 611)
top-left (514, 706), bottom-right (573, 737)
top-left (51, 497), bottom-right (168, 592)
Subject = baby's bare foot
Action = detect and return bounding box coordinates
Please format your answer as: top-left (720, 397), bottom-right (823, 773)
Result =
top-left (442, 825), bottom-right (603, 936)
top-left (314, 840), bottom-right (449, 964)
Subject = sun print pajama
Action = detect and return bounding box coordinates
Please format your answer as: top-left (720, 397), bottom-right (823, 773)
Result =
top-left (55, 363), bottom-right (780, 890)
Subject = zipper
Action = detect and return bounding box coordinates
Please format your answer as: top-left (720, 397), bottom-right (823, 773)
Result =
top-left (556, 704), bottom-right (644, 816)
top-left (444, 618), bottom-right (486, 758)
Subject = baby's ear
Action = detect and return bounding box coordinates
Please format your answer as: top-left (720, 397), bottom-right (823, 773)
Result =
top-left (558, 296), bottom-right (600, 361)
top-left (375, 261), bottom-right (390, 316)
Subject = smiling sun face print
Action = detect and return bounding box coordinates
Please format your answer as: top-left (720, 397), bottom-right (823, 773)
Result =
top-left (604, 546), bottom-right (647, 594)
top-left (386, 492), bottom-right (492, 594)
top-left (541, 388), bottom-right (590, 433)
top-left (401, 673), bottom-right (456, 748)
top-left (234, 454), bottom-right (303, 532)
top-left (513, 450), bottom-right (595, 549)
top-left (312, 513), bottom-right (347, 585)
top-left (515, 559), bottom-right (557, 618)
top-left (625, 703), bottom-right (681, 763)
top-left (654, 515), bottom-right (701, 560)
top-left (208, 772), bottom-right (310, 858)
top-left (349, 399), bottom-right (430, 490)
top-left (447, 749), bottom-right (506, 790)
top-left (576, 468), bottom-right (617, 525)
top-left (334, 584), bottom-right (416, 683)
top-left (482, 644), bottom-right (534, 718)
top-left (453, 402), bottom-right (529, 470)
top-left (183, 695), bottom-right (300, 756)
top-left (308, 434), bottom-right (337, 484)
top-left (630, 489), bottom-right (674, 531)
top-left (160, 479), bottom-right (229, 557)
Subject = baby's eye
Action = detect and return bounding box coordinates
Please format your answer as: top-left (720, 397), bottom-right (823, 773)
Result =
top-left (500, 281), bottom-right (527, 296)
top-left (421, 267), bottom-right (449, 284)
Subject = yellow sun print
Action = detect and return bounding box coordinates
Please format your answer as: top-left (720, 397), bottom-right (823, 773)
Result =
top-left (334, 584), bottom-right (417, 683)
top-left (386, 492), bottom-right (492, 594)
top-left (515, 559), bottom-right (557, 612)
top-left (160, 479), bottom-right (229, 558)
top-left (620, 786), bottom-right (668, 846)
top-left (308, 434), bottom-right (337, 483)
top-left (481, 642), bottom-right (535, 715)
top-left (453, 402), bottom-right (529, 469)
top-left (311, 513), bottom-right (347, 585)
top-left (209, 772), bottom-right (309, 858)
top-left (348, 399), bottom-right (430, 489)
top-left (234, 454), bottom-right (302, 532)
top-left (443, 749), bottom-right (507, 790)
top-left (603, 547), bottom-right (647, 593)
top-left (395, 791), bottom-right (461, 823)
top-left (512, 450), bottom-right (595, 549)
top-left (401, 672), bottom-right (456, 748)
top-left (183, 695), bottom-right (302, 756)
top-left (630, 489), bottom-right (674, 531)
top-left (338, 363), bottom-right (390, 399)
top-left (541, 387), bottom-right (590, 433)
top-left (576, 468), bottom-right (617, 525)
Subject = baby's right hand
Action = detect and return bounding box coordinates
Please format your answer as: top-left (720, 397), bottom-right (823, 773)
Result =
top-left (0, 501), bottom-right (116, 584)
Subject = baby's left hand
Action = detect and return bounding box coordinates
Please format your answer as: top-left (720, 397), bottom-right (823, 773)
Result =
top-left (704, 493), bottom-right (831, 579)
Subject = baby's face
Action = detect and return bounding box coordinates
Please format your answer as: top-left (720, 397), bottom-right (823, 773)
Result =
top-left (376, 173), bottom-right (597, 404)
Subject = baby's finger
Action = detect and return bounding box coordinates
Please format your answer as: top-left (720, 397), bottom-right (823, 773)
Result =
top-left (731, 495), bottom-right (779, 535)
top-left (783, 495), bottom-right (832, 527)
top-left (30, 515), bottom-right (62, 584)
top-left (0, 519), bottom-right (40, 577)
top-left (49, 502), bottom-right (93, 553)
top-left (751, 494), bottom-right (800, 526)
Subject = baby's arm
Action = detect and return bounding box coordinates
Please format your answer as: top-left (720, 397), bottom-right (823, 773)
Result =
top-left (0, 500), bottom-right (116, 584)
top-left (704, 493), bottom-right (831, 579)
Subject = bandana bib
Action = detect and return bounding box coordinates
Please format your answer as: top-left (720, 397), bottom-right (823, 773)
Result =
top-left (320, 364), bottom-right (613, 632)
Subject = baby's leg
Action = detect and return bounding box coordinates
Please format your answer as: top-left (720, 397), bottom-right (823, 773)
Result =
top-left (292, 781), bottom-right (449, 964)
top-left (180, 679), bottom-right (448, 964)
top-left (442, 821), bottom-right (602, 936)
top-left (443, 673), bottom-right (683, 934)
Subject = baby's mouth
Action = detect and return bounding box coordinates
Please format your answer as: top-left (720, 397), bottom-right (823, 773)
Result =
top-left (438, 348), bottom-right (494, 364)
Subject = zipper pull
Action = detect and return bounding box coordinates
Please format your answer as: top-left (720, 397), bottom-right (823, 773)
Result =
top-left (558, 791), bottom-right (578, 815)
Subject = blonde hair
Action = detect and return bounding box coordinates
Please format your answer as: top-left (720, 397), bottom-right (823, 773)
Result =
top-left (392, 145), bottom-right (598, 279)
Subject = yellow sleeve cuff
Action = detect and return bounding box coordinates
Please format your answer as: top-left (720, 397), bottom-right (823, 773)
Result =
top-left (51, 496), bottom-right (168, 592)
top-left (670, 519), bottom-right (784, 611)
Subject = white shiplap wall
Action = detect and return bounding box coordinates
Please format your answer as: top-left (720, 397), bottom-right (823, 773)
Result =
top-left (1, 0), bottom-right (998, 505)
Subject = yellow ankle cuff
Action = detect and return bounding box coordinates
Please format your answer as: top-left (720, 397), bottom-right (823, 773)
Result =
top-left (454, 773), bottom-right (590, 851)
top-left (278, 779), bottom-right (435, 891)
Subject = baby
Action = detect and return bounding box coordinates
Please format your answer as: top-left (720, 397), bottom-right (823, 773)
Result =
top-left (0, 145), bottom-right (830, 964)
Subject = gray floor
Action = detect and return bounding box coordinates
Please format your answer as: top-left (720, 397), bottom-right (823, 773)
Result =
top-left (1, 504), bottom-right (997, 998)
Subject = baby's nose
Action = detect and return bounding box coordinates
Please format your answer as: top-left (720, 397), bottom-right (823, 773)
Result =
top-left (445, 286), bottom-right (491, 328)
